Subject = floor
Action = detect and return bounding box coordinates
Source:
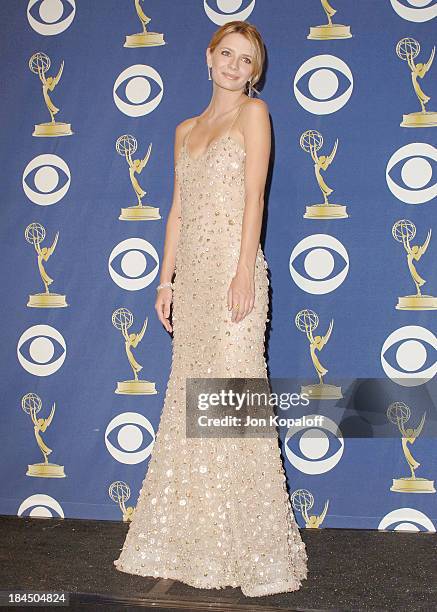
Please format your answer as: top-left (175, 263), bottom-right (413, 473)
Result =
top-left (1, 515), bottom-right (435, 611)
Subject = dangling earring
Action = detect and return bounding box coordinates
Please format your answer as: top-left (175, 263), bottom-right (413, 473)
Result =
top-left (207, 65), bottom-right (211, 81)
top-left (247, 78), bottom-right (259, 98)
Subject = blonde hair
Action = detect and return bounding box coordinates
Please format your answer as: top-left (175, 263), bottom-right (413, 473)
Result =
top-left (208, 21), bottom-right (265, 94)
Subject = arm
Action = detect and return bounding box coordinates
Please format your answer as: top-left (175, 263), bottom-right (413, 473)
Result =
top-left (228, 99), bottom-right (271, 323)
top-left (155, 122), bottom-right (185, 333)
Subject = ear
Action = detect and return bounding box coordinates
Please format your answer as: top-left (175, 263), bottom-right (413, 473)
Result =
top-left (206, 47), bottom-right (211, 64)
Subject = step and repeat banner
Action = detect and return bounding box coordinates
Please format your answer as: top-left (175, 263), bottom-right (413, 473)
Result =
top-left (1, 0), bottom-right (436, 531)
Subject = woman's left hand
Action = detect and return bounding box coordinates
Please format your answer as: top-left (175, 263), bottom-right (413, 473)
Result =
top-left (227, 267), bottom-right (255, 323)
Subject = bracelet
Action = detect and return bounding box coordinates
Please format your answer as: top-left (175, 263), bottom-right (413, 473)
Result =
top-left (156, 282), bottom-right (174, 291)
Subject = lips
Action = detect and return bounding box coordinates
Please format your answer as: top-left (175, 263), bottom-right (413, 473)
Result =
top-left (224, 73), bottom-right (238, 80)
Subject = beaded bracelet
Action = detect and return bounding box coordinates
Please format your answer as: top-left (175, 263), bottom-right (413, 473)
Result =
top-left (156, 282), bottom-right (174, 291)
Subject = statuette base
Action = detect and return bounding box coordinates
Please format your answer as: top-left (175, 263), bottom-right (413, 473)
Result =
top-left (304, 203), bottom-right (348, 219)
top-left (396, 294), bottom-right (437, 310)
top-left (391, 477), bottom-right (435, 493)
top-left (301, 383), bottom-right (343, 400)
top-left (27, 462), bottom-right (66, 478)
top-left (307, 24), bottom-right (352, 40)
top-left (27, 293), bottom-right (68, 308)
top-left (401, 111), bottom-right (437, 128)
top-left (33, 122), bottom-right (73, 137)
top-left (119, 205), bottom-right (161, 221)
top-left (115, 380), bottom-right (157, 395)
top-left (124, 32), bottom-right (165, 47)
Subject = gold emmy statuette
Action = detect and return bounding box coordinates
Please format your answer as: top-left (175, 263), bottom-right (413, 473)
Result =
top-left (307, 0), bottom-right (352, 40)
top-left (396, 38), bottom-right (437, 128)
top-left (21, 393), bottom-right (66, 478)
top-left (300, 130), bottom-right (348, 219)
top-left (25, 223), bottom-right (68, 308)
top-left (124, 0), bottom-right (165, 47)
top-left (112, 307), bottom-right (157, 394)
top-left (387, 402), bottom-right (435, 493)
top-left (295, 309), bottom-right (342, 400)
top-left (29, 52), bottom-right (73, 137)
top-left (291, 489), bottom-right (329, 529)
top-left (116, 134), bottom-right (161, 221)
top-left (392, 220), bottom-right (437, 310)
top-left (109, 481), bottom-right (135, 522)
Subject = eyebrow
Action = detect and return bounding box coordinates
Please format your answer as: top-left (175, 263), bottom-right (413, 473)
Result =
top-left (220, 46), bottom-right (253, 58)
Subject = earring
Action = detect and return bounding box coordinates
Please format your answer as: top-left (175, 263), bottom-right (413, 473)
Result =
top-left (247, 79), bottom-right (259, 97)
top-left (208, 65), bottom-right (211, 80)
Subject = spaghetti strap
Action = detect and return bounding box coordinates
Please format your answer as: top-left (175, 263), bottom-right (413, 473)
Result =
top-left (225, 100), bottom-right (249, 138)
top-left (183, 119), bottom-right (198, 149)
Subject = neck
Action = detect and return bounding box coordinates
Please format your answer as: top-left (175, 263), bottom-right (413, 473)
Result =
top-left (203, 91), bottom-right (247, 121)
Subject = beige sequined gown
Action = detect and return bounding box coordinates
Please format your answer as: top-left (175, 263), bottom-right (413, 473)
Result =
top-left (114, 102), bottom-right (308, 597)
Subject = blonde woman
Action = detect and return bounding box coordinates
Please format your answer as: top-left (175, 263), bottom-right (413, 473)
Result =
top-left (114, 21), bottom-right (308, 598)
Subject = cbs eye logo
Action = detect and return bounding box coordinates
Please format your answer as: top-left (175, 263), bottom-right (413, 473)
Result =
top-left (23, 154), bottom-right (71, 206)
top-left (27, 0), bottom-right (75, 35)
top-left (105, 412), bottom-right (156, 464)
top-left (18, 494), bottom-right (64, 518)
top-left (381, 325), bottom-right (437, 387)
top-left (17, 324), bottom-right (66, 376)
top-left (390, 0), bottom-right (437, 22)
top-left (108, 238), bottom-right (159, 290)
top-left (289, 234), bottom-right (349, 294)
top-left (113, 65), bottom-right (163, 117)
top-left (284, 415), bottom-right (344, 475)
top-left (386, 143), bottom-right (437, 205)
top-left (294, 55), bottom-right (353, 115)
top-left (204, 0), bottom-right (255, 25)
top-left (379, 508), bottom-right (435, 532)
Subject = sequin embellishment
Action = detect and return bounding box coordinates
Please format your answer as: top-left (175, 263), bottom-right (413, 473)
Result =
top-left (113, 121), bottom-right (308, 598)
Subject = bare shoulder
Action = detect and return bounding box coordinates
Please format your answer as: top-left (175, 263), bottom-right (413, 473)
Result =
top-left (242, 98), bottom-right (269, 117)
top-left (240, 99), bottom-right (269, 131)
top-left (240, 99), bottom-right (270, 136)
top-left (175, 116), bottom-right (197, 140)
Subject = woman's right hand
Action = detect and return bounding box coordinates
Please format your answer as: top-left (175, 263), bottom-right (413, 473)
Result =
top-left (155, 287), bottom-right (173, 333)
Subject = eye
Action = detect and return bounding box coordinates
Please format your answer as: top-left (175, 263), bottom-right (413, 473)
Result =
top-left (105, 412), bottom-right (155, 464)
top-left (113, 65), bottom-right (164, 117)
top-left (204, 0), bottom-right (256, 24)
top-left (293, 54), bottom-right (353, 115)
top-left (289, 234), bottom-right (349, 294)
top-left (386, 143), bottom-right (437, 205)
top-left (284, 414), bottom-right (344, 474)
top-left (379, 508), bottom-right (435, 532)
top-left (108, 238), bottom-right (159, 290)
top-left (22, 154), bottom-right (71, 206)
top-left (381, 325), bottom-right (437, 386)
top-left (18, 494), bottom-right (64, 518)
top-left (27, 0), bottom-right (76, 35)
top-left (17, 324), bottom-right (66, 376)
top-left (389, 0), bottom-right (437, 23)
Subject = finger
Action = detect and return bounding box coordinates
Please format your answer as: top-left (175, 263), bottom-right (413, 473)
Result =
top-left (233, 302), bottom-right (243, 323)
top-left (227, 286), bottom-right (232, 311)
top-left (156, 302), bottom-right (170, 331)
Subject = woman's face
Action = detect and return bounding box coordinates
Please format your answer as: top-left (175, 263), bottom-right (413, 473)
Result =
top-left (207, 32), bottom-right (254, 92)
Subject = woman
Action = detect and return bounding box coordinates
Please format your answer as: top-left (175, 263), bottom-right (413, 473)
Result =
top-left (114, 20), bottom-right (308, 597)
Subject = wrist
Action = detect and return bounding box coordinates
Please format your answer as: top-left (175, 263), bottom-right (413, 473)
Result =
top-left (236, 261), bottom-right (254, 275)
top-left (156, 281), bottom-right (174, 291)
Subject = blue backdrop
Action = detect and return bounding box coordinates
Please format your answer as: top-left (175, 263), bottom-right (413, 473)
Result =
top-left (1, 0), bottom-right (436, 531)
